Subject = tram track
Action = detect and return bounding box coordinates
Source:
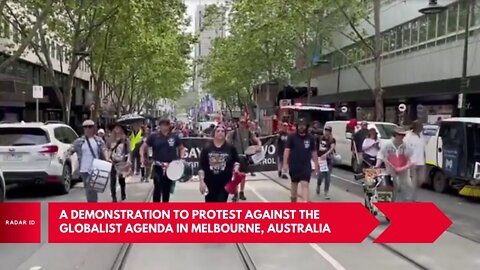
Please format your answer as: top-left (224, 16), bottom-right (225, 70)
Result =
top-left (259, 172), bottom-right (429, 270)
top-left (235, 243), bottom-right (258, 270)
top-left (110, 186), bottom-right (154, 270)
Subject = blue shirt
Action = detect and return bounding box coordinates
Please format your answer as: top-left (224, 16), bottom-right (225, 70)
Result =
top-left (146, 132), bottom-right (182, 162)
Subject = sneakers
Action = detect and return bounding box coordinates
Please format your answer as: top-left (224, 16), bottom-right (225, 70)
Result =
top-left (239, 192), bottom-right (247, 200)
top-left (324, 193), bottom-right (330, 200)
top-left (231, 194), bottom-right (238, 202)
top-left (316, 186), bottom-right (320, 195)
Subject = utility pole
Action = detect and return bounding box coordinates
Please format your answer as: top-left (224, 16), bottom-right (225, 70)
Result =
top-left (459, 0), bottom-right (471, 117)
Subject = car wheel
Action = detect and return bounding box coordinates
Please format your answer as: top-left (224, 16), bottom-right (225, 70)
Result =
top-left (58, 165), bottom-right (72, 194)
top-left (432, 170), bottom-right (449, 193)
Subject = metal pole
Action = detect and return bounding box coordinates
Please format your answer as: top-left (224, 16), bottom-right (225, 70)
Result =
top-left (335, 68), bottom-right (341, 119)
top-left (36, 98), bottom-right (39, 122)
top-left (459, 0), bottom-right (471, 117)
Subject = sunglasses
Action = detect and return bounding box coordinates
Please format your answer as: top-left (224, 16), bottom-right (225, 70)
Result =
top-left (83, 125), bottom-right (94, 129)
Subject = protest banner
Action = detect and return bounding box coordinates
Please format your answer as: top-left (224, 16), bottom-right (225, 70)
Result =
top-left (181, 135), bottom-right (278, 174)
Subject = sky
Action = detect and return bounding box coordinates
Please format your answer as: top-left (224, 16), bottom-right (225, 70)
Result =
top-left (184, 0), bottom-right (225, 33)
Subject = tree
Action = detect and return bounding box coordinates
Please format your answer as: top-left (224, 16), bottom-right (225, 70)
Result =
top-left (0, 0), bottom-right (54, 72)
top-left (332, 0), bottom-right (384, 120)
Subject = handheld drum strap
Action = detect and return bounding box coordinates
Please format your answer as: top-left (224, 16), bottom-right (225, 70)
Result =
top-left (85, 138), bottom-right (97, 159)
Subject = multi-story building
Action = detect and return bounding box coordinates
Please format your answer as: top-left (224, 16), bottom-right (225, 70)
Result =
top-left (299, 0), bottom-right (480, 124)
top-left (193, 3), bottom-right (226, 96)
top-left (0, 15), bottom-right (91, 126)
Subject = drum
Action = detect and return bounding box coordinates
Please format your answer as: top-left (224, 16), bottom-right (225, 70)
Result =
top-left (88, 159), bottom-right (112, 193)
top-left (166, 160), bottom-right (193, 182)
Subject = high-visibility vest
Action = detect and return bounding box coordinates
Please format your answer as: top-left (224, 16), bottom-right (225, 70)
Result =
top-left (129, 130), bottom-right (142, 151)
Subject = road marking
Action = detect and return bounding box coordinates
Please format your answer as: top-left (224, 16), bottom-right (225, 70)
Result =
top-left (331, 173), bottom-right (361, 186)
top-left (248, 185), bottom-right (347, 270)
top-left (29, 266), bottom-right (42, 270)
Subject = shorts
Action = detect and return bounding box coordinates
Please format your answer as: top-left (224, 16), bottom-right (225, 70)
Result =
top-left (239, 156), bottom-right (251, 173)
top-left (289, 172), bottom-right (311, 183)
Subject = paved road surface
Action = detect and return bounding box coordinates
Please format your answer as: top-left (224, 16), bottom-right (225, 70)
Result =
top-left (0, 176), bottom-right (152, 270)
top-left (123, 171), bottom-right (480, 270)
top-left (328, 167), bottom-right (480, 243)
top-left (2, 170), bottom-right (480, 270)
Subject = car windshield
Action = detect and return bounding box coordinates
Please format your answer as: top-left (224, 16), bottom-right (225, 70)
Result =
top-left (375, 124), bottom-right (397, 139)
top-left (0, 128), bottom-right (49, 146)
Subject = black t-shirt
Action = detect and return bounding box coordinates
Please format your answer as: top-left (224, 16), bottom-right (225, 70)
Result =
top-left (276, 131), bottom-right (289, 157)
top-left (146, 132), bottom-right (182, 162)
top-left (286, 133), bottom-right (315, 172)
top-left (353, 129), bottom-right (368, 152)
top-left (318, 135), bottom-right (336, 158)
top-left (199, 142), bottom-right (239, 186)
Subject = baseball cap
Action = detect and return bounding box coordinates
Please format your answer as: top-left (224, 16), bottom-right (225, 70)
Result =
top-left (82, 119), bottom-right (95, 127)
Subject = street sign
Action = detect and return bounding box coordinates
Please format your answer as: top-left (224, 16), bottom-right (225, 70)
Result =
top-left (398, 104), bottom-right (407, 112)
top-left (32, 85), bottom-right (43, 99)
top-left (341, 106), bottom-right (348, 113)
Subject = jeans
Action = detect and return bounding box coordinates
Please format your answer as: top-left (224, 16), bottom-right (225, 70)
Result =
top-left (152, 165), bottom-right (173, 202)
top-left (317, 162), bottom-right (333, 194)
top-left (80, 172), bottom-right (98, 202)
top-left (277, 156), bottom-right (284, 173)
top-left (110, 168), bottom-right (126, 200)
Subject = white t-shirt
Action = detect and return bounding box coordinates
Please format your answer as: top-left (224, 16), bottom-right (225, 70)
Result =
top-left (80, 138), bottom-right (98, 173)
top-left (362, 138), bottom-right (379, 157)
top-left (405, 131), bottom-right (429, 166)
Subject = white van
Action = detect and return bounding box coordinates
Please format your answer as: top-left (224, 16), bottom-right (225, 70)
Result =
top-left (324, 121), bottom-right (398, 172)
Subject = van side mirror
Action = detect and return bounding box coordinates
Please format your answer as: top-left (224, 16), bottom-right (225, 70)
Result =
top-left (346, 132), bottom-right (352, 140)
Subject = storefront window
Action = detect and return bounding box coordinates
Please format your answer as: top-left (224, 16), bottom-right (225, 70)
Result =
top-left (411, 21), bottom-right (419, 45)
top-left (438, 11), bottom-right (447, 37)
top-left (447, 4), bottom-right (458, 34)
top-left (427, 14), bottom-right (437, 40)
top-left (419, 17), bottom-right (428, 43)
top-left (402, 23), bottom-right (411, 48)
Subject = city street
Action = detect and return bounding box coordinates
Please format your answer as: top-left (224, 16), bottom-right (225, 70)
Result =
top-left (0, 176), bottom-right (153, 270)
top-left (1, 169), bottom-right (480, 270)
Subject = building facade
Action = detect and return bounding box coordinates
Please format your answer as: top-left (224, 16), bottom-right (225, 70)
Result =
top-left (305, 0), bottom-right (480, 124)
top-left (0, 15), bottom-right (91, 126)
top-left (193, 3), bottom-right (226, 96)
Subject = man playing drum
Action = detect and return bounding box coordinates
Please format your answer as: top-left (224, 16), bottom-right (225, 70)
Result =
top-left (141, 118), bottom-right (185, 203)
top-left (226, 117), bottom-right (262, 202)
top-left (199, 125), bottom-right (241, 202)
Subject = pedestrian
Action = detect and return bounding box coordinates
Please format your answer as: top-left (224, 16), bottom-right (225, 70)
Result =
top-left (108, 123), bottom-right (130, 202)
top-left (276, 122), bottom-right (289, 179)
top-left (226, 117), bottom-right (262, 202)
top-left (316, 126), bottom-right (336, 199)
top-left (405, 120), bottom-right (429, 202)
top-left (352, 121), bottom-right (369, 170)
top-left (65, 119), bottom-right (110, 202)
top-left (129, 122), bottom-right (143, 175)
top-left (361, 128), bottom-right (380, 168)
top-left (140, 118), bottom-right (185, 203)
top-left (140, 126), bottom-right (152, 182)
top-left (375, 127), bottom-right (414, 202)
top-left (199, 125), bottom-right (240, 202)
top-left (283, 118), bottom-right (319, 203)
top-left (97, 129), bottom-right (106, 143)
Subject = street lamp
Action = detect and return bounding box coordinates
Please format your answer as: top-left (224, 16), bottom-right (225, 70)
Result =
top-left (419, 0), bottom-right (470, 117)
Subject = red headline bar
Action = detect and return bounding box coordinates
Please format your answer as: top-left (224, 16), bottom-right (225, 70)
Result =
top-left (0, 203), bottom-right (41, 243)
top-left (47, 202), bottom-right (451, 244)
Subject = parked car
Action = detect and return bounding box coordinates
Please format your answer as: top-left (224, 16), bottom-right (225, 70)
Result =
top-left (0, 168), bottom-right (5, 202)
top-left (324, 120), bottom-right (398, 172)
top-left (0, 122), bottom-right (79, 194)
